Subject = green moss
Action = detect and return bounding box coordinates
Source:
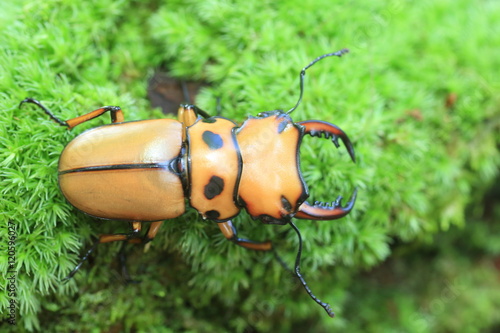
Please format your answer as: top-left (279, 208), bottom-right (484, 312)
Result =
top-left (1, 0), bottom-right (499, 332)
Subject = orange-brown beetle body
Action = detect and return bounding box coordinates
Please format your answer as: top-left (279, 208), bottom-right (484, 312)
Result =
top-left (57, 109), bottom-right (355, 227)
top-left (20, 48), bottom-right (357, 317)
top-left (59, 119), bottom-right (185, 222)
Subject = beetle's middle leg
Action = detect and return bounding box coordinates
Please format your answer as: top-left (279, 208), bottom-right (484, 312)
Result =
top-left (218, 221), bottom-right (272, 251)
top-left (63, 221), bottom-right (164, 281)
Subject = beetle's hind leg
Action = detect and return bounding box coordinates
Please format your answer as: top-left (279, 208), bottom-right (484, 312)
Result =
top-left (19, 97), bottom-right (124, 129)
top-left (63, 221), bottom-right (163, 281)
top-left (96, 221), bottom-right (162, 245)
top-left (218, 220), bottom-right (272, 251)
top-left (62, 238), bottom-right (100, 282)
top-left (105, 221), bottom-right (163, 283)
top-left (98, 221), bottom-right (142, 243)
top-left (118, 242), bottom-right (141, 284)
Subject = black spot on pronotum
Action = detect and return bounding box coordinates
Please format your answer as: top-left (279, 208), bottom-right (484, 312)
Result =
top-left (202, 130), bottom-right (223, 149)
top-left (204, 176), bottom-right (224, 199)
top-left (277, 120), bottom-right (288, 134)
top-left (281, 195), bottom-right (292, 212)
top-left (205, 210), bottom-right (220, 219)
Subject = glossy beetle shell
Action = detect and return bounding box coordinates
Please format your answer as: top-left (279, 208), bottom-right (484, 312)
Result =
top-left (22, 49), bottom-right (357, 318)
top-left (236, 112), bottom-right (308, 223)
top-left (58, 119), bottom-right (186, 221)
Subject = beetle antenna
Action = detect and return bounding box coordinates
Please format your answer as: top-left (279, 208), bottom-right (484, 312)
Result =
top-left (289, 221), bottom-right (335, 317)
top-left (286, 49), bottom-right (349, 115)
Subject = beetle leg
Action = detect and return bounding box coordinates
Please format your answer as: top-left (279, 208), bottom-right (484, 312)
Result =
top-left (98, 234), bottom-right (131, 243)
top-left (20, 98), bottom-right (69, 127)
top-left (116, 222), bottom-right (148, 284)
top-left (64, 105), bottom-right (124, 129)
top-left (218, 221), bottom-right (272, 251)
top-left (143, 221), bottom-right (163, 243)
top-left (118, 242), bottom-right (141, 284)
top-left (192, 105), bottom-right (211, 119)
top-left (178, 104), bottom-right (212, 126)
top-left (19, 98), bottom-right (124, 129)
top-left (289, 221), bottom-right (335, 317)
top-left (63, 221), bottom-right (164, 281)
top-left (62, 225), bottom-right (141, 282)
top-left (97, 221), bottom-right (163, 245)
top-left (99, 222), bottom-right (141, 244)
top-left (61, 238), bottom-right (100, 282)
top-left (178, 104), bottom-right (213, 140)
top-left (178, 105), bottom-right (198, 127)
top-left (132, 221), bottom-right (141, 231)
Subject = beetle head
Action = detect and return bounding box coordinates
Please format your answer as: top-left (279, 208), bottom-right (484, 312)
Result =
top-left (236, 48), bottom-right (356, 224)
top-left (236, 111), bottom-right (356, 224)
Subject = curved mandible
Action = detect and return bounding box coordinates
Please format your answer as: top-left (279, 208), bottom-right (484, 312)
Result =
top-left (295, 188), bottom-right (358, 220)
top-left (298, 120), bottom-right (355, 162)
top-left (295, 119), bottom-right (357, 220)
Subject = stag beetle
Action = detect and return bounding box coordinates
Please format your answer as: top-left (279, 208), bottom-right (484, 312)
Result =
top-left (20, 48), bottom-right (357, 317)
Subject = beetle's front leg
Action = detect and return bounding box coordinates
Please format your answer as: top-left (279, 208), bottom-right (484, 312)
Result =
top-left (218, 221), bottom-right (272, 251)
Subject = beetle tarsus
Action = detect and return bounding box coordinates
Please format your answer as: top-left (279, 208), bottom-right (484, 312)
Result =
top-left (19, 97), bottom-right (70, 127)
top-left (61, 238), bottom-right (100, 282)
